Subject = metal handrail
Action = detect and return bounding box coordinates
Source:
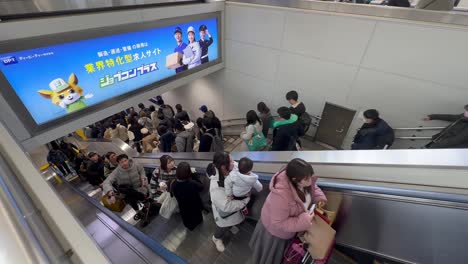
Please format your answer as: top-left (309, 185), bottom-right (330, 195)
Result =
top-left (62, 180), bottom-right (187, 264)
top-left (394, 126), bottom-right (445, 131)
top-left (396, 136), bottom-right (432, 140)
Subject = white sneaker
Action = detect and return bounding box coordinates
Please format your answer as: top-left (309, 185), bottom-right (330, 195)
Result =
top-left (212, 235), bottom-right (225, 252)
top-left (230, 226), bottom-right (239, 235)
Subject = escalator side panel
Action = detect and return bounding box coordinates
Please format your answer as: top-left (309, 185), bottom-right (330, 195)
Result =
top-left (333, 191), bottom-right (468, 264)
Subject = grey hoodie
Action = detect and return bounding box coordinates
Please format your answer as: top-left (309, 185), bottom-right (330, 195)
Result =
top-left (175, 130), bottom-right (195, 152)
top-left (102, 159), bottom-right (147, 195)
top-left (224, 170), bottom-right (263, 197)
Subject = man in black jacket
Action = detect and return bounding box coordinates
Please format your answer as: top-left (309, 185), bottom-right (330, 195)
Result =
top-left (351, 109), bottom-right (394, 150)
top-left (286, 90), bottom-right (306, 119)
top-left (86, 152), bottom-right (106, 187)
top-left (271, 107), bottom-right (302, 151)
top-left (424, 104), bottom-right (468, 148)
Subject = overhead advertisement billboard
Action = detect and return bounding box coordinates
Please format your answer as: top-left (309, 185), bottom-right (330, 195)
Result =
top-left (0, 13), bottom-right (220, 133)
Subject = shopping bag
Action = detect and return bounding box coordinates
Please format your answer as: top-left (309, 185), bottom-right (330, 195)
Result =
top-left (159, 180), bottom-right (178, 219)
top-left (302, 210), bottom-right (336, 260)
top-left (282, 237), bottom-right (306, 264)
top-left (101, 195), bottom-right (126, 212)
top-left (246, 127), bottom-right (268, 151)
top-left (159, 195), bottom-right (178, 219)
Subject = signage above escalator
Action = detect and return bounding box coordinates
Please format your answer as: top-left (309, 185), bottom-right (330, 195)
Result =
top-left (0, 13), bottom-right (220, 134)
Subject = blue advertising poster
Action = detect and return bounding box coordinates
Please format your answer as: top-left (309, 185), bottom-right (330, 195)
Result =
top-left (0, 17), bottom-right (219, 125)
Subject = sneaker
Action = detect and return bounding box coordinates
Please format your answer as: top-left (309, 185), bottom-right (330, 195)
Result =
top-left (230, 226), bottom-right (239, 234)
top-left (212, 235), bottom-right (225, 252)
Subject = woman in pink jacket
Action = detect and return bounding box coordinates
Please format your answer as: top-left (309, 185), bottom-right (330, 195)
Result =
top-left (249, 158), bottom-right (327, 264)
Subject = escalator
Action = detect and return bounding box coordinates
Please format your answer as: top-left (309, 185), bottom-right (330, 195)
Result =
top-left (44, 138), bottom-right (468, 264)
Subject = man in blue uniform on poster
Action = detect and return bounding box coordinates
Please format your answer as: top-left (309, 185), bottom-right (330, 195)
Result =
top-left (198, 25), bottom-right (213, 64)
top-left (174, 27), bottom-right (188, 73)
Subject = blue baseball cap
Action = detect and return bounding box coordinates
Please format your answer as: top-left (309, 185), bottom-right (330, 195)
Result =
top-left (199, 105), bottom-right (208, 113)
top-left (174, 27), bottom-right (182, 34)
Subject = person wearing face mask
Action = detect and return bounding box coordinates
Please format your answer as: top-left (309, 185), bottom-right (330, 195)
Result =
top-left (351, 109), bottom-right (394, 150)
top-left (423, 104), bottom-right (468, 148)
top-left (208, 152), bottom-right (250, 252)
top-left (249, 158), bottom-right (327, 264)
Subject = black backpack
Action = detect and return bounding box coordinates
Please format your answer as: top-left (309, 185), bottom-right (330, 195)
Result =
top-left (299, 112), bottom-right (312, 133)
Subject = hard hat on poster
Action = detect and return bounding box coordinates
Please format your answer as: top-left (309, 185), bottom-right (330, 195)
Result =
top-left (49, 78), bottom-right (70, 93)
top-left (187, 26), bottom-right (195, 34)
top-left (199, 25), bottom-right (207, 32)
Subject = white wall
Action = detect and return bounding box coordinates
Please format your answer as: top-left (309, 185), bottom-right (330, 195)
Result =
top-left (162, 2), bottom-right (468, 149)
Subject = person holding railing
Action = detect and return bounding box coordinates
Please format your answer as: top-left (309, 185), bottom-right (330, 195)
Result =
top-left (351, 109), bottom-right (394, 150)
top-left (423, 104), bottom-right (468, 148)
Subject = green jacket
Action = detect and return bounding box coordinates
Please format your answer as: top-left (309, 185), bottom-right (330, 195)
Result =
top-left (273, 114), bottom-right (298, 128)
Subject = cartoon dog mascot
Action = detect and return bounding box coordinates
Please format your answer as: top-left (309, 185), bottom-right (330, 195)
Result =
top-left (38, 73), bottom-right (93, 113)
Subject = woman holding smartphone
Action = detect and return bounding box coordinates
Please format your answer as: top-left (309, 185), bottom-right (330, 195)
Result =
top-left (249, 158), bottom-right (327, 264)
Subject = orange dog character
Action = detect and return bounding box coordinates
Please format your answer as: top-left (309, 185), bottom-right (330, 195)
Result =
top-left (38, 73), bottom-right (93, 113)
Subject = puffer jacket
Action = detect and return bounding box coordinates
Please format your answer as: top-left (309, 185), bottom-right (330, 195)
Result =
top-left (351, 118), bottom-right (394, 150)
top-left (176, 130), bottom-right (195, 152)
top-left (47, 149), bottom-right (68, 164)
top-left (102, 160), bottom-right (147, 195)
top-left (224, 170), bottom-right (263, 197)
top-left (209, 169), bottom-right (250, 228)
top-left (261, 170), bottom-right (327, 240)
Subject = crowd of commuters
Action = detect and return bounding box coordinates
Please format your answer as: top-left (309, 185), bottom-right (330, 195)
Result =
top-left (83, 95), bottom-right (224, 153)
top-left (99, 150), bottom-right (327, 263)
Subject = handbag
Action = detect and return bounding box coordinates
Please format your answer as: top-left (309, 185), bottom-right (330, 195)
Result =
top-left (159, 180), bottom-right (179, 219)
top-left (101, 195), bottom-right (126, 212)
top-left (302, 209), bottom-right (336, 260)
top-left (246, 127), bottom-right (268, 151)
top-left (282, 237), bottom-right (306, 264)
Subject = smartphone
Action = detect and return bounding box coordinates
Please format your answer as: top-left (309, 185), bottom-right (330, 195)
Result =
top-left (309, 204), bottom-right (316, 214)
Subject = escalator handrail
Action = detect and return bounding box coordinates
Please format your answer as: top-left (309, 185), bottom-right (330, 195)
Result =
top-left (144, 164), bottom-right (468, 205)
top-left (62, 180), bottom-right (187, 264)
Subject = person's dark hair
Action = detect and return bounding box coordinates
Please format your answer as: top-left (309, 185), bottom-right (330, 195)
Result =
top-left (158, 125), bottom-right (168, 135)
top-left (175, 104), bottom-right (183, 113)
top-left (105, 151), bottom-right (116, 159)
top-left (257, 102), bottom-right (270, 114)
top-left (206, 151), bottom-right (231, 187)
top-left (175, 121), bottom-right (185, 132)
top-left (138, 103), bottom-right (145, 110)
top-left (285, 158), bottom-right (313, 202)
top-left (149, 105), bottom-right (156, 112)
top-left (50, 141), bottom-right (60, 150)
top-left (116, 154), bottom-right (129, 163)
top-left (238, 157), bottom-right (253, 175)
top-left (202, 116), bottom-right (213, 129)
top-left (196, 117), bottom-right (203, 128)
top-left (160, 155), bottom-right (174, 172)
top-left (176, 162), bottom-right (192, 180)
top-left (88, 152), bottom-right (98, 159)
top-left (465, 104), bottom-right (468, 111)
top-left (363, 109), bottom-right (379, 120)
top-left (246, 110), bottom-right (262, 127)
top-left (277, 107), bottom-right (291, 120)
top-left (286, 90), bottom-right (299, 101)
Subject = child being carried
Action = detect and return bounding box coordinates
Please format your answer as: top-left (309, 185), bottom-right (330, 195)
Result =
top-left (224, 157), bottom-right (263, 214)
